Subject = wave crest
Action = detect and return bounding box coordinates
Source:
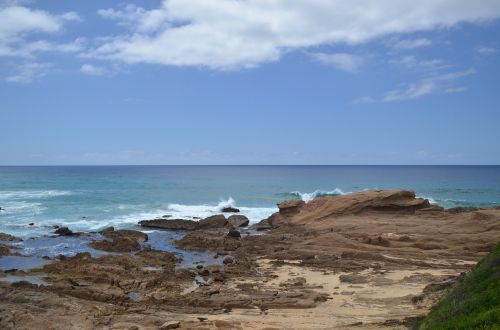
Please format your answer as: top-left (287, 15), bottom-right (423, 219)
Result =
top-left (289, 189), bottom-right (345, 202)
top-left (0, 190), bottom-right (72, 200)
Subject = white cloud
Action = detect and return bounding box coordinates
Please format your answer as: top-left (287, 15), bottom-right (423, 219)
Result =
top-left (392, 38), bottom-right (432, 49)
top-left (91, 0), bottom-right (500, 70)
top-left (0, 5), bottom-right (82, 58)
top-left (310, 52), bottom-right (362, 72)
top-left (390, 55), bottom-right (448, 70)
top-left (6, 62), bottom-right (52, 83)
top-left (80, 63), bottom-right (107, 76)
top-left (357, 68), bottom-right (475, 102)
top-left (382, 69), bottom-right (475, 101)
top-left (477, 46), bottom-right (498, 55)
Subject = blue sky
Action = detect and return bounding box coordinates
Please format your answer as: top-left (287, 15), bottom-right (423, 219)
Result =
top-left (1, 0), bottom-right (500, 165)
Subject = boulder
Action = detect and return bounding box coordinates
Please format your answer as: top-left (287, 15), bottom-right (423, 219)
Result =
top-left (221, 207), bottom-right (240, 213)
top-left (54, 227), bottom-right (73, 236)
top-left (195, 215), bottom-right (227, 230)
top-left (226, 215), bottom-right (249, 228)
top-left (139, 219), bottom-right (197, 231)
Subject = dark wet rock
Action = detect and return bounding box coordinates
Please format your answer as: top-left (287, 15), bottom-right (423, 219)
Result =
top-left (195, 215), bottom-right (227, 230)
top-left (54, 227), bottom-right (73, 236)
top-left (0, 232), bottom-right (22, 242)
top-left (139, 219), bottom-right (197, 231)
top-left (221, 207), bottom-right (240, 213)
top-left (28, 223), bottom-right (34, 226)
top-left (227, 215), bottom-right (249, 228)
top-left (53, 225), bottom-right (59, 229)
top-left (226, 230), bottom-right (241, 239)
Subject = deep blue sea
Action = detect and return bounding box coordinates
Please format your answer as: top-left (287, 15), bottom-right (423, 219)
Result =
top-left (1, 166), bottom-right (500, 237)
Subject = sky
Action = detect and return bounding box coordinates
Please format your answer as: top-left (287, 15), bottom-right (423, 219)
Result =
top-left (1, 0), bottom-right (500, 165)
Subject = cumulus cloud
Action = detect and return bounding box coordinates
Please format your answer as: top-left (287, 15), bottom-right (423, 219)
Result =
top-left (310, 52), bottom-right (363, 72)
top-left (90, 0), bottom-right (500, 70)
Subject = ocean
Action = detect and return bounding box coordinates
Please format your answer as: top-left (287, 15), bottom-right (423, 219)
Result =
top-left (1, 165), bottom-right (500, 238)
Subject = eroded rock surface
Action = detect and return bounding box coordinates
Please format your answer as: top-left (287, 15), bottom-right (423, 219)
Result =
top-left (2, 190), bottom-right (500, 329)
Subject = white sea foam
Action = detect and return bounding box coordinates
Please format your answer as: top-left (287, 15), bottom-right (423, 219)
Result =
top-left (0, 190), bottom-right (72, 200)
top-left (167, 197), bottom-right (276, 223)
top-left (290, 188), bottom-right (345, 202)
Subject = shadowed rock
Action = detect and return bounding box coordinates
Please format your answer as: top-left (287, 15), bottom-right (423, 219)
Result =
top-left (221, 207), bottom-right (240, 213)
top-left (227, 215), bottom-right (249, 228)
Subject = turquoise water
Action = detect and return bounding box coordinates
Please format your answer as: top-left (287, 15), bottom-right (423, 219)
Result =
top-left (1, 166), bottom-right (499, 237)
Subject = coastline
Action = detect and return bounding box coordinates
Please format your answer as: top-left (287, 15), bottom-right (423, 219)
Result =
top-left (1, 189), bottom-right (500, 329)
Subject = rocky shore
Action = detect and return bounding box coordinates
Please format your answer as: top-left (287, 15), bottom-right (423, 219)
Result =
top-left (1, 189), bottom-right (499, 329)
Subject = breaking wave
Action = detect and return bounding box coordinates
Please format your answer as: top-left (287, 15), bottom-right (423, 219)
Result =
top-left (289, 189), bottom-right (345, 202)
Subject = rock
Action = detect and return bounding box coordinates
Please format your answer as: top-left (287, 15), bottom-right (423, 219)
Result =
top-left (446, 206), bottom-right (480, 214)
top-left (160, 321), bottom-right (180, 329)
top-left (226, 230), bottom-right (241, 239)
top-left (0, 245), bottom-right (10, 256)
top-left (139, 219), bottom-right (197, 231)
top-left (226, 215), bottom-right (249, 228)
top-left (423, 280), bottom-right (455, 293)
top-left (278, 199), bottom-right (306, 215)
top-left (174, 229), bottom-right (242, 252)
top-left (223, 256), bottom-right (235, 265)
top-left (90, 237), bottom-right (141, 252)
top-left (99, 227), bottom-right (115, 235)
top-left (102, 229), bottom-right (148, 242)
top-left (0, 232), bottom-right (22, 242)
top-left (90, 229), bottom-right (148, 252)
top-left (221, 207), bottom-right (240, 213)
top-left (250, 219), bottom-right (272, 231)
top-left (28, 223), bottom-right (34, 226)
top-left (0, 207), bottom-right (4, 211)
top-left (54, 227), bottom-right (73, 236)
top-left (195, 215), bottom-right (227, 230)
